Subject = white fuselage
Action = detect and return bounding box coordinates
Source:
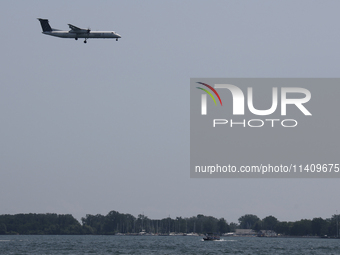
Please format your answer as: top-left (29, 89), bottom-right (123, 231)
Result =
top-left (43, 30), bottom-right (121, 39)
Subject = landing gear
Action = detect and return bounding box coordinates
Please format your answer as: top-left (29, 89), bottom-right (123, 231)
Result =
top-left (116, 38), bottom-right (118, 41)
top-left (75, 38), bottom-right (78, 40)
top-left (84, 39), bottom-right (87, 43)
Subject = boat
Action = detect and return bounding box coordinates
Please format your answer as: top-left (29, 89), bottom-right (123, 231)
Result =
top-left (203, 233), bottom-right (220, 241)
top-left (139, 229), bottom-right (146, 235)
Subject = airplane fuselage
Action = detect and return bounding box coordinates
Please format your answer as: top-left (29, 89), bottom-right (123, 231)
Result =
top-left (43, 30), bottom-right (121, 39)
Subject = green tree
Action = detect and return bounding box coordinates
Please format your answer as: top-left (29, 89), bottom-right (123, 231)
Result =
top-left (262, 216), bottom-right (278, 230)
top-left (217, 218), bottom-right (230, 233)
top-left (311, 217), bottom-right (328, 236)
top-left (252, 220), bottom-right (262, 232)
top-left (229, 222), bottom-right (238, 232)
top-left (275, 221), bottom-right (291, 235)
top-left (0, 223), bottom-right (6, 234)
top-left (328, 214), bottom-right (340, 237)
top-left (290, 219), bottom-right (312, 236)
top-left (238, 214), bottom-right (260, 229)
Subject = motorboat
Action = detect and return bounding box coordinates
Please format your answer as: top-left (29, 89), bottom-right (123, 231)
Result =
top-left (203, 233), bottom-right (220, 241)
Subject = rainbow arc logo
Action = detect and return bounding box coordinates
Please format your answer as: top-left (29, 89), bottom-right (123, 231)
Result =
top-left (196, 82), bottom-right (222, 115)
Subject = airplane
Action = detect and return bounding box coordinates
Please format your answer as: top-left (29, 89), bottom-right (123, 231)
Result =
top-left (38, 18), bottom-right (121, 43)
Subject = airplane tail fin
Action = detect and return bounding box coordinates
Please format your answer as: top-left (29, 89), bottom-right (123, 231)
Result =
top-left (38, 18), bottom-right (52, 32)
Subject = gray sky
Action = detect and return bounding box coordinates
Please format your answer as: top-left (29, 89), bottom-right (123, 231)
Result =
top-left (1, 0), bottom-right (340, 223)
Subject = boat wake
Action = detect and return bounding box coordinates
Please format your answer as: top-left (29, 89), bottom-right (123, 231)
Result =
top-left (201, 238), bottom-right (236, 242)
top-left (215, 239), bottom-right (236, 242)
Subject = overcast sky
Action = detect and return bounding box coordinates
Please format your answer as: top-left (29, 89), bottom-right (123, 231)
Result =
top-left (1, 0), bottom-right (340, 223)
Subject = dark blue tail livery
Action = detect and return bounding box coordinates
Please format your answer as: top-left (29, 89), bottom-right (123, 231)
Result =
top-left (38, 19), bottom-right (52, 32)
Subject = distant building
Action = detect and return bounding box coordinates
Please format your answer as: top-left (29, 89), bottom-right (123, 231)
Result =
top-left (235, 229), bottom-right (257, 236)
top-left (257, 230), bottom-right (277, 237)
top-left (222, 232), bottom-right (235, 236)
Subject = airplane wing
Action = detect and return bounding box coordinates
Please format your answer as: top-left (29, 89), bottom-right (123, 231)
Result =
top-left (68, 24), bottom-right (90, 33)
top-left (68, 24), bottom-right (82, 31)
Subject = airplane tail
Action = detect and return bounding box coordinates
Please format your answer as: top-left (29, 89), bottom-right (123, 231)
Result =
top-left (38, 18), bottom-right (52, 32)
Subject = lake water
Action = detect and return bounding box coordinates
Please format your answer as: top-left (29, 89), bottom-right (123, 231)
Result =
top-left (1, 235), bottom-right (340, 254)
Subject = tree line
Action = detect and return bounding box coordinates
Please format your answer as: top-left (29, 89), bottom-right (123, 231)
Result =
top-left (0, 213), bottom-right (82, 235)
top-left (238, 214), bottom-right (339, 237)
top-left (0, 210), bottom-right (339, 236)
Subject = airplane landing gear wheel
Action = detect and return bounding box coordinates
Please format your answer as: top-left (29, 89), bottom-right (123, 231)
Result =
top-left (75, 38), bottom-right (78, 40)
top-left (84, 40), bottom-right (87, 43)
